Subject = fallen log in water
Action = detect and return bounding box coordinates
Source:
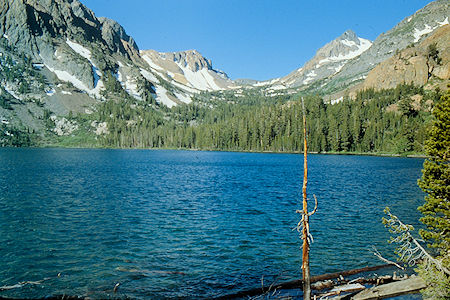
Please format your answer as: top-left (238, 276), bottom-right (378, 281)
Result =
top-left (214, 264), bottom-right (392, 299)
top-left (319, 283), bottom-right (366, 298)
top-left (351, 275), bottom-right (426, 300)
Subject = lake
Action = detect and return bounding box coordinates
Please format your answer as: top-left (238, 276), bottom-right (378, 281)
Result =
top-left (0, 148), bottom-right (425, 298)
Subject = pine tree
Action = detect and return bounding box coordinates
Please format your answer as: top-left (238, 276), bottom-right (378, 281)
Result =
top-left (417, 90), bottom-right (450, 299)
top-left (417, 90), bottom-right (450, 253)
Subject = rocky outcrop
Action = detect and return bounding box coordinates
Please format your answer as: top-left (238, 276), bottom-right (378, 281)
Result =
top-left (363, 25), bottom-right (449, 90)
top-left (98, 17), bottom-right (139, 54)
top-left (0, 0), bottom-right (138, 57)
top-left (171, 50), bottom-right (213, 72)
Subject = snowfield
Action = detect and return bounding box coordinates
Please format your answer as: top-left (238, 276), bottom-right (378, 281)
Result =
top-left (319, 38), bottom-right (372, 65)
top-left (154, 85), bottom-right (176, 108)
top-left (413, 17), bottom-right (448, 43)
top-left (176, 62), bottom-right (221, 91)
top-left (44, 64), bottom-right (104, 98)
top-left (66, 39), bottom-right (92, 61)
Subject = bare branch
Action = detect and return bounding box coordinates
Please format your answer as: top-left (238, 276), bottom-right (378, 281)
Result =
top-left (383, 208), bottom-right (450, 276)
top-left (371, 246), bottom-right (405, 270)
top-left (309, 194), bottom-right (318, 216)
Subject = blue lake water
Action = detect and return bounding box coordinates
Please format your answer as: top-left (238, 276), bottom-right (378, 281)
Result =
top-left (0, 148), bottom-right (425, 298)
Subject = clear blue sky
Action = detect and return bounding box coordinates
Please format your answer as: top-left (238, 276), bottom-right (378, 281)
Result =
top-left (81, 0), bottom-right (433, 81)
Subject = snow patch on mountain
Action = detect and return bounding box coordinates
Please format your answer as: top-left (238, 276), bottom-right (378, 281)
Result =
top-left (303, 70), bottom-right (317, 85)
top-left (66, 39), bottom-right (103, 83)
top-left (413, 24), bottom-right (435, 42)
top-left (174, 91), bottom-right (192, 104)
top-left (66, 39), bottom-right (92, 60)
top-left (341, 39), bottom-right (357, 47)
top-left (154, 85), bottom-right (176, 108)
top-left (140, 69), bottom-right (159, 83)
top-left (413, 17), bottom-right (449, 42)
top-left (139, 49), bottom-right (234, 94)
top-left (438, 17), bottom-right (449, 26)
top-left (115, 64), bottom-right (141, 100)
top-left (48, 39), bottom-right (105, 97)
top-left (141, 54), bottom-right (164, 71)
top-left (170, 80), bottom-right (198, 94)
top-left (331, 63), bottom-right (346, 73)
top-left (318, 38), bottom-right (372, 65)
top-left (176, 62), bottom-right (221, 91)
top-left (123, 76), bottom-right (141, 100)
top-left (4, 84), bottom-right (21, 100)
top-left (44, 64), bottom-right (104, 98)
top-left (330, 96), bottom-right (344, 105)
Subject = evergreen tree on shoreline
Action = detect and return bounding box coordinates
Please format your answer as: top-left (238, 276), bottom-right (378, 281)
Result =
top-left (417, 89), bottom-right (450, 299)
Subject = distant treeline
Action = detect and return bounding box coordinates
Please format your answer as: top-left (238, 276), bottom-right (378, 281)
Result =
top-left (89, 83), bottom-right (441, 154)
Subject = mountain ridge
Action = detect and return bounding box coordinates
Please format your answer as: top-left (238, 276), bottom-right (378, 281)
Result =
top-left (316, 0), bottom-right (449, 95)
top-left (0, 0), bottom-right (448, 150)
top-left (2, 0), bottom-right (448, 103)
top-left (0, 0), bottom-right (449, 139)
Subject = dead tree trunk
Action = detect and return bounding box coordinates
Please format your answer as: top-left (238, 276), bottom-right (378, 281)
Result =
top-left (295, 98), bottom-right (317, 299)
top-left (301, 97), bottom-right (312, 299)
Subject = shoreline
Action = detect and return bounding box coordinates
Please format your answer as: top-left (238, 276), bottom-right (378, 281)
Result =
top-left (3, 145), bottom-right (428, 159)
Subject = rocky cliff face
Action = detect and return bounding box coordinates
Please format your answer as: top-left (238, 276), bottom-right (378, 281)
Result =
top-left (362, 25), bottom-right (449, 90)
top-left (0, 0), bottom-right (138, 58)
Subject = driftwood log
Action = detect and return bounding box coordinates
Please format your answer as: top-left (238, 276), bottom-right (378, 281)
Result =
top-left (214, 264), bottom-right (392, 299)
top-left (351, 275), bottom-right (426, 300)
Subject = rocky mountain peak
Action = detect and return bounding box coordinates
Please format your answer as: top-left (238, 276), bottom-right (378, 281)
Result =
top-left (140, 48), bottom-right (232, 92)
top-left (170, 50), bottom-right (213, 72)
top-left (315, 29), bottom-right (371, 60)
top-left (0, 0), bottom-right (138, 58)
top-left (0, 0), bottom-right (145, 102)
top-left (339, 29), bottom-right (358, 41)
top-left (276, 29), bottom-right (372, 87)
top-left (98, 17), bottom-right (139, 53)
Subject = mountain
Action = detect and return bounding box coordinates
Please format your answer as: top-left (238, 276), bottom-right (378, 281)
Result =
top-left (251, 0), bottom-right (449, 96)
top-left (318, 0), bottom-right (449, 95)
top-left (275, 30), bottom-right (372, 88)
top-left (2, 0), bottom-right (447, 108)
top-left (0, 0), bottom-right (139, 93)
top-left (1, 0), bottom-right (449, 146)
top-left (0, 0), bottom-right (231, 111)
top-left (140, 49), bottom-right (234, 92)
top-left (0, 0), bottom-right (450, 149)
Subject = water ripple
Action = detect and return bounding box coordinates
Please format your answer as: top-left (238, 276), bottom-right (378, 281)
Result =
top-left (0, 149), bottom-right (425, 298)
